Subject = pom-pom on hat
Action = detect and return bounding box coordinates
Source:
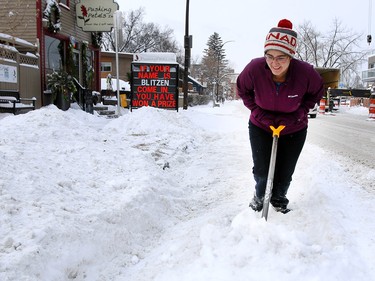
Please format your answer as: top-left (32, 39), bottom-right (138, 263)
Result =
top-left (264, 19), bottom-right (297, 57)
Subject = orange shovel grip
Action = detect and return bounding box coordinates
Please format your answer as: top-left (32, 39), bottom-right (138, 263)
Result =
top-left (269, 125), bottom-right (285, 137)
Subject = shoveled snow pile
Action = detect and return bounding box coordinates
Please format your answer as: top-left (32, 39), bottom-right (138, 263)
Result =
top-left (0, 102), bottom-right (374, 281)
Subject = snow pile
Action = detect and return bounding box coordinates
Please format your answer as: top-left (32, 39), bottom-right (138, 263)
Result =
top-left (100, 78), bottom-right (130, 91)
top-left (340, 105), bottom-right (369, 116)
top-left (0, 102), bottom-right (374, 281)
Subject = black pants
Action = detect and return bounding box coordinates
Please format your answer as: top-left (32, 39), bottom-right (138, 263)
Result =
top-left (248, 121), bottom-right (307, 207)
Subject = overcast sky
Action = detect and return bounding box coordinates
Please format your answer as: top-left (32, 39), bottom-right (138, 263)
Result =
top-left (116, 0), bottom-right (373, 72)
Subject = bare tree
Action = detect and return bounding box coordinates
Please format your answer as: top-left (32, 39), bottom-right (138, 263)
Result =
top-left (102, 8), bottom-right (181, 55)
top-left (296, 19), bottom-right (369, 88)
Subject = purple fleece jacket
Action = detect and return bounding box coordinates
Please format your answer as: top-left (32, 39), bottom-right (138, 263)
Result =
top-left (237, 57), bottom-right (324, 135)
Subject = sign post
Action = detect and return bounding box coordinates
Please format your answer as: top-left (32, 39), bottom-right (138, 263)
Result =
top-left (113, 10), bottom-right (122, 115)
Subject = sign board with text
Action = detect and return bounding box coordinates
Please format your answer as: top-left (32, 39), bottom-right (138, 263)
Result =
top-left (76, 0), bottom-right (119, 32)
top-left (131, 63), bottom-right (179, 111)
top-left (0, 64), bottom-right (17, 83)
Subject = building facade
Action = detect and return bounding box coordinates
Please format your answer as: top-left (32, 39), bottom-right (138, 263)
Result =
top-left (100, 51), bottom-right (133, 82)
top-left (0, 0), bottom-right (101, 106)
top-left (362, 54), bottom-right (375, 88)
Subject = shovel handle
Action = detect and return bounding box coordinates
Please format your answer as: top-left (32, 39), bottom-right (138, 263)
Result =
top-left (270, 125), bottom-right (285, 137)
top-left (261, 125), bottom-right (286, 221)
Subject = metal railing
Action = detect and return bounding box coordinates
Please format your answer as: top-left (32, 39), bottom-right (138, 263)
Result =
top-left (73, 78), bottom-right (93, 114)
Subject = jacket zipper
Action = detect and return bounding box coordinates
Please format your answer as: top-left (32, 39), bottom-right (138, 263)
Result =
top-left (275, 82), bottom-right (281, 110)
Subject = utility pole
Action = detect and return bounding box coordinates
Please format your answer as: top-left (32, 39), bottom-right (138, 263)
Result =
top-left (183, 0), bottom-right (192, 110)
top-left (368, 0), bottom-right (372, 45)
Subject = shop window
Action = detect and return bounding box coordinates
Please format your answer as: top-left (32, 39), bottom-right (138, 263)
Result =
top-left (85, 49), bottom-right (94, 88)
top-left (72, 49), bottom-right (81, 82)
top-left (45, 36), bottom-right (62, 73)
top-left (101, 62), bottom-right (112, 72)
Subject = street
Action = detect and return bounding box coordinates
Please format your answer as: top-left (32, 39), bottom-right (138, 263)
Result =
top-left (307, 110), bottom-right (375, 191)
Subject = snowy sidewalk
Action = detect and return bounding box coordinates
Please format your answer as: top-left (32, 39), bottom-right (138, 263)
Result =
top-left (1, 102), bottom-right (374, 281)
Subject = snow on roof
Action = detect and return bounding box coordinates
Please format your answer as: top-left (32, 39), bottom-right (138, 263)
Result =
top-left (25, 52), bottom-right (39, 58)
top-left (188, 75), bottom-right (205, 88)
top-left (0, 43), bottom-right (18, 52)
top-left (0, 33), bottom-right (36, 49)
top-left (101, 50), bottom-right (134, 56)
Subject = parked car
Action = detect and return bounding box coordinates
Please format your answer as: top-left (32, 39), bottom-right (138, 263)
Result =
top-left (308, 103), bottom-right (318, 118)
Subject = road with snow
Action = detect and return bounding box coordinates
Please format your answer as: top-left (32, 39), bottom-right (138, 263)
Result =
top-left (307, 111), bottom-right (375, 191)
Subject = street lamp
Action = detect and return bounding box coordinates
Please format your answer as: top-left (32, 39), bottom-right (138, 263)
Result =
top-left (216, 40), bottom-right (234, 102)
top-left (217, 72), bottom-right (239, 101)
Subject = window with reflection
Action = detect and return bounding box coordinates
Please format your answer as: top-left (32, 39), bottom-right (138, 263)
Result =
top-left (45, 35), bottom-right (62, 73)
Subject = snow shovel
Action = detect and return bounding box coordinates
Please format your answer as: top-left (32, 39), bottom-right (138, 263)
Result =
top-left (261, 125), bottom-right (285, 221)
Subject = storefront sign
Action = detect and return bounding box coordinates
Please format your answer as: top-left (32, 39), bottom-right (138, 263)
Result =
top-left (131, 63), bottom-right (179, 111)
top-left (76, 0), bottom-right (119, 32)
top-left (0, 64), bottom-right (17, 83)
top-left (133, 53), bottom-right (177, 63)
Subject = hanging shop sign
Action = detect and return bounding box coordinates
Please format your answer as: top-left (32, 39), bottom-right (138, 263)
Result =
top-left (131, 62), bottom-right (179, 111)
top-left (76, 0), bottom-right (119, 32)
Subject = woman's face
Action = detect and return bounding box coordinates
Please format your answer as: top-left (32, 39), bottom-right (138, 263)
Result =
top-left (264, 50), bottom-right (291, 79)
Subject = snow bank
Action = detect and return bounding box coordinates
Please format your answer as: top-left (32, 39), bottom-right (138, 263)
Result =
top-left (0, 102), bottom-right (374, 281)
